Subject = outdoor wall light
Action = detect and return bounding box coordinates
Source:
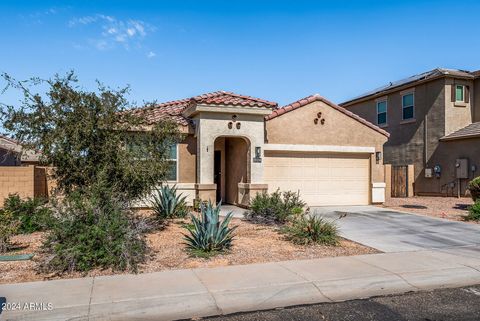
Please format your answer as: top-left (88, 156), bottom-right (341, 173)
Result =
top-left (255, 147), bottom-right (261, 159)
top-left (375, 151), bottom-right (382, 162)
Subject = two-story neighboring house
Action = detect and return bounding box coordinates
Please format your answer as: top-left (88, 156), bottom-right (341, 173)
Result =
top-left (341, 68), bottom-right (480, 197)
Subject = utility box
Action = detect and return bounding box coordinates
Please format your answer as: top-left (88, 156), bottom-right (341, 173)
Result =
top-left (425, 168), bottom-right (433, 178)
top-left (456, 158), bottom-right (469, 179)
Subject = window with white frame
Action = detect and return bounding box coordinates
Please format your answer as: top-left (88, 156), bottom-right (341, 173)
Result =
top-left (455, 85), bottom-right (465, 102)
top-left (376, 100), bottom-right (387, 125)
top-left (402, 93), bottom-right (414, 120)
top-left (166, 144), bottom-right (178, 181)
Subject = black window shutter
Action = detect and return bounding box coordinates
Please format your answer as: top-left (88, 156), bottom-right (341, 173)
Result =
top-left (465, 86), bottom-right (470, 103)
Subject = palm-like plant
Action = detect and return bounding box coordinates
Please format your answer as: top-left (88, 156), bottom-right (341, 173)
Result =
top-left (150, 185), bottom-right (188, 220)
top-left (183, 201), bottom-right (237, 254)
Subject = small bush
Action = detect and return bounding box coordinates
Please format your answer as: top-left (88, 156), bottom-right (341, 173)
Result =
top-left (244, 190), bottom-right (306, 224)
top-left (467, 177), bottom-right (480, 202)
top-left (0, 209), bottom-right (20, 253)
top-left (2, 194), bottom-right (53, 233)
top-left (40, 191), bottom-right (149, 273)
top-left (283, 215), bottom-right (339, 246)
top-left (465, 201), bottom-right (480, 221)
top-left (150, 185), bottom-right (188, 220)
top-left (183, 202), bottom-right (237, 254)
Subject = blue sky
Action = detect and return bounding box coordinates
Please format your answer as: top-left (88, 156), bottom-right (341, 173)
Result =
top-left (1, 0), bottom-right (479, 107)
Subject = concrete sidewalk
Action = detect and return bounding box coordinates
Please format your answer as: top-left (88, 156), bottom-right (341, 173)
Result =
top-left (1, 246), bottom-right (480, 321)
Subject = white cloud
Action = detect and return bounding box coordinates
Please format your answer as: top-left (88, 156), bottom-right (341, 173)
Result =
top-left (147, 51), bottom-right (156, 58)
top-left (68, 14), bottom-right (154, 51)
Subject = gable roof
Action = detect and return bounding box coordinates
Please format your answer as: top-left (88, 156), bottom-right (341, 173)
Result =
top-left (131, 91), bottom-right (278, 126)
top-left (440, 122), bottom-right (480, 141)
top-left (341, 68), bottom-right (476, 106)
top-left (265, 94), bottom-right (389, 137)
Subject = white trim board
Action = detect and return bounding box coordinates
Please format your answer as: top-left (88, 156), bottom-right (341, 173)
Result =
top-left (263, 144), bottom-right (375, 154)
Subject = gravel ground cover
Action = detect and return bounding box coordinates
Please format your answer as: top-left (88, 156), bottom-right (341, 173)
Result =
top-left (0, 218), bottom-right (377, 284)
top-left (381, 196), bottom-right (475, 222)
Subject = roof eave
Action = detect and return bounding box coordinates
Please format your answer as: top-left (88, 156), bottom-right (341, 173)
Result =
top-left (440, 134), bottom-right (480, 142)
top-left (341, 73), bottom-right (474, 107)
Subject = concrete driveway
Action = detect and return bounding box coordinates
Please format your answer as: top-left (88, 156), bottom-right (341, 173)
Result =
top-left (312, 206), bottom-right (480, 252)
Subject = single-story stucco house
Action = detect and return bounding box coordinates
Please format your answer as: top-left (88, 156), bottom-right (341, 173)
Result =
top-left (132, 91), bottom-right (389, 207)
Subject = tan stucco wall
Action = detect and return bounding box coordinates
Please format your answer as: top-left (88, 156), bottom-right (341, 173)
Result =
top-left (195, 111), bottom-right (266, 185)
top-left (346, 77), bottom-right (478, 195)
top-left (444, 78), bottom-right (474, 135)
top-left (265, 100), bottom-right (388, 183)
top-left (178, 134), bottom-right (197, 183)
top-left (346, 78), bottom-right (442, 194)
top-left (474, 78), bottom-right (480, 122)
top-left (417, 138), bottom-right (480, 196)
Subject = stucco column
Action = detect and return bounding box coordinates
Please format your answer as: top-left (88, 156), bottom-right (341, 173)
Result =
top-left (197, 126), bottom-right (214, 184)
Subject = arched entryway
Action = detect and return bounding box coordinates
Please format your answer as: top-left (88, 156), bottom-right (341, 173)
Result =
top-left (213, 136), bottom-right (251, 204)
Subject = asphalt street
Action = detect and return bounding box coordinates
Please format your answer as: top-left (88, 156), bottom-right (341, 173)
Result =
top-left (203, 285), bottom-right (480, 321)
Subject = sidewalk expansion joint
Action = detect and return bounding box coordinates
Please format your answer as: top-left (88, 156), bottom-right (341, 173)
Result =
top-left (349, 257), bottom-right (421, 291)
top-left (277, 262), bottom-right (334, 302)
top-left (192, 269), bottom-right (224, 316)
top-left (87, 276), bottom-right (95, 321)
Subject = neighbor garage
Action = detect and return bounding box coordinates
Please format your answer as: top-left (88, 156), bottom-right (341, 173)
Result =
top-left (264, 94), bottom-right (389, 206)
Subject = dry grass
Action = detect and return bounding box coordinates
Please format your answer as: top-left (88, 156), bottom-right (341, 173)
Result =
top-left (0, 218), bottom-right (378, 284)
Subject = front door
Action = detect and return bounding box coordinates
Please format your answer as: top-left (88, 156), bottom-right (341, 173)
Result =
top-left (214, 151), bottom-right (222, 202)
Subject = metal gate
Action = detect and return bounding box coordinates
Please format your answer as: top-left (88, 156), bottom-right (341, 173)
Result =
top-left (392, 165), bottom-right (408, 197)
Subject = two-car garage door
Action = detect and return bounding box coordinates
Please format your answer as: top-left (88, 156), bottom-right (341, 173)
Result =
top-left (264, 152), bottom-right (370, 206)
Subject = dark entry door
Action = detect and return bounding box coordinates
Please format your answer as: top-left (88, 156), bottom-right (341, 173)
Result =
top-left (392, 165), bottom-right (408, 197)
top-left (214, 151), bottom-right (222, 202)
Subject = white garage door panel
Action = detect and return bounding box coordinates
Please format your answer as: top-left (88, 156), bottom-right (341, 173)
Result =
top-left (264, 152), bottom-right (370, 206)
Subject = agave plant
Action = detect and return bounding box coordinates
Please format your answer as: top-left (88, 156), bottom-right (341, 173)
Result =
top-left (183, 201), bottom-right (237, 253)
top-left (150, 185), bottom-right (188, 220)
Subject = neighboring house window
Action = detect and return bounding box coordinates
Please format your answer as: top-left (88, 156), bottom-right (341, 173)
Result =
top-left (402, 93), bottom-right (414, 120)
top-left (455, 85), bottom-right (465, 102)
top-left (167, 144), bottom-right (178, 181)
top-left (376, 100), bottom-right (387, 125)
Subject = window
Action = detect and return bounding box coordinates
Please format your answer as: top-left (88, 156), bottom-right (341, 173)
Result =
top-left (166, 144), bottom-right (177, 181)
top-left (455, 85), bottom-right (464, 102)
top-left (402, 93), bottom-right (414, 120)
top-left (376, 100), bottom-right (387, 125)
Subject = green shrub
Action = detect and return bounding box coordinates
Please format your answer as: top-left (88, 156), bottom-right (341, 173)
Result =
top-left (2, 194), bottom-right (53, 233)
top-left (244, 190), bottom-right (306, 224)
top-left (183, 202), bottom-right (237, 255)
top-left (150, 185), bottom-right (188, 220)
top-left (283, 215), bottom-right (339, 246)
top-left (465, 201), bottom-right (480, 221)
top-left (0, 209), bottom-right (20, 253)
top-left (40, 191), bottom-right (149, 273)
top-left (467, 176), bottom-right (480, 202)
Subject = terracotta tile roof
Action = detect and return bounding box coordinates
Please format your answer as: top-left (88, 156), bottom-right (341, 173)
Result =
top-left (131, 91), bottom-right (277, 126)
top-left (440, 122), bottom-right (480, 141)
top-left (266, 94), bottom-right (390, 137)
top-left (192, 91), bottom-right (277, 108)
